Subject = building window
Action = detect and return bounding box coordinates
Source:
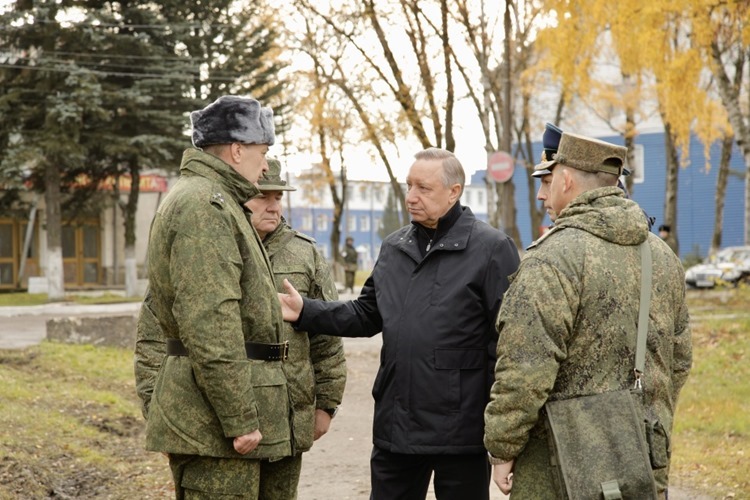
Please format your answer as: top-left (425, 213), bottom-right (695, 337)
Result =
top-left (0, 222), bottom-right (13, 286)
top-left (316, 214), bottom-right (328, 231)
top-left (373, 186), bottom-right (383, 203)
top-left (464, 190), bottom-right (472, 205)
top-left (301, 214), bottom-right (313, 232)
top-left (348, 215), bottom-right (357, 232)
top-left (626, 144), bottom-right (645, 184)
top-left (476, 190), bottom-right (484, 206)
top-left (360, 216), bottom-right (370, 232)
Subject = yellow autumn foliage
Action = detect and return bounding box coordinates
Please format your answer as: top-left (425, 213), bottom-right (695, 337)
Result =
top-left (532, 0), bottom-right (732, 169)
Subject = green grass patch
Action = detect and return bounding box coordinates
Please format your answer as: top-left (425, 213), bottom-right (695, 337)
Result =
top-left (0, 292), bottom-right (49, 306)
top-left (0, 291), bottom-right (142, 307)
top-left (670, 297), bottom-right (750, 498)
top-left (71, 293), bottom-right (143, 305)
top-left (0, 342), bottom-right (172, 498)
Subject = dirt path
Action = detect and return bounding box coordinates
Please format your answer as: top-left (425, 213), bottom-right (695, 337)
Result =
top-left (298, 337), bottom-right (508, 500)
top-left (299, 336), bottom-right (712, 500)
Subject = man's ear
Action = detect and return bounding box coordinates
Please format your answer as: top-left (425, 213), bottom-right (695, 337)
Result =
top-left (449, 184), bottom-right (462, 203)
top-left (230, 143), bottom-right (243, 164)
top-left (562, 168), bottom-right (575, 192)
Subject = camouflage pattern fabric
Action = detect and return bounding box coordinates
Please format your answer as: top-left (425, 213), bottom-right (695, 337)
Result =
top-left (259, 455), bottom-right (303, 499)
top-left (169, 453), bottom-right (260, 498)
top-left (136, 148), bottom-right (291, 460)
top-left (484, 186), bottom-right (692, 497)
top-left (261, 218), bottom-right (347, 453)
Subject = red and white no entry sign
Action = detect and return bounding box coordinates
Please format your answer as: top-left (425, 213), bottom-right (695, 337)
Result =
top-left (487, 151), bottom-right (514, 183)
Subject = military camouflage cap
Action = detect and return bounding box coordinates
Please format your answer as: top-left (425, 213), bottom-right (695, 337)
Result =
top-left (533, 132), bottom-right (627, 178)
top-left (258, 159), bottom-right (296, 191)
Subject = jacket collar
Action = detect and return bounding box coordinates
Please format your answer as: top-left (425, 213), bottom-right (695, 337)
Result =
top-left (262, 218), bottom-right (295, 258)
top-left (396, 205), bottom-right (474, 263)
top-left (180, 148), bottom-right (259, 204)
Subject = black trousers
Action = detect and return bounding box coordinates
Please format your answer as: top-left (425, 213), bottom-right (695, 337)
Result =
top-left (369, 446), bottom-right (491, 500)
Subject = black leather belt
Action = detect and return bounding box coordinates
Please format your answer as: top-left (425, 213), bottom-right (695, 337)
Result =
top-left (166, 338), bottom-right (289, 361)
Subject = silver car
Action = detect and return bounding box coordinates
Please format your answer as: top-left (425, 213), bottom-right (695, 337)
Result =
top-left (684, 246), bottom-right (750, 288)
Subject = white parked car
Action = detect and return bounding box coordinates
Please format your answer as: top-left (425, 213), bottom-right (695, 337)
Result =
top-left (684, 246), bottom-right (750, 288)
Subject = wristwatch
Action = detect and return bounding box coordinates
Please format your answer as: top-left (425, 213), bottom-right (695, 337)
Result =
top-left (322, 407), bottom-right (339, 418)
top-left (487, 452), bottom-right (512, 465)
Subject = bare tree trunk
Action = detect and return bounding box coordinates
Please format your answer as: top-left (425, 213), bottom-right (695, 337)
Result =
top-left (44, 162), bottom-right (65, 301)
top-left (711, 133), bottom-right (734, 254)
top-left (496, 0), bottom-right (521, 247)
top-left (710, 41), bottom-right (750, 245)
top-left (440, 0), bottom-right (455, 152)
top-left (363, 0), bottom-right (431, 148)
top-left (624, 107), bottom-right (636, 195)
top-left (662, 121), bottom-right (680, 255)
top-left (122, 163), bottom-right (141, 297)
top-left (519, 94), bottom-right (544, 241)
top-left (495, 182), bottom-right (520, 245)
top-left (329, 69), bottom-right (409, 225)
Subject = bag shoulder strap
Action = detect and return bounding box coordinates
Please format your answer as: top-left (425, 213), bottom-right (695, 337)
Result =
top-left (635, 240), bottom-right (653, 388)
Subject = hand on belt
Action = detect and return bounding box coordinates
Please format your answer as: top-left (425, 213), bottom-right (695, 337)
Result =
top-left (166, 338), bottom-right (289, 361)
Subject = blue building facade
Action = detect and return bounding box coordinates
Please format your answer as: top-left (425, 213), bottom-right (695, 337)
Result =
top-left (492, 131), bottom-right (746, 259)
top-left (287, 132), bottom-right (746, 266)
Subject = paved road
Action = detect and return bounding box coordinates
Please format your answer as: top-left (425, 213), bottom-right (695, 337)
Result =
top-left (0, 301), bottom-right (143, 349)
top-left (0, 292), bottom-right (360, 350)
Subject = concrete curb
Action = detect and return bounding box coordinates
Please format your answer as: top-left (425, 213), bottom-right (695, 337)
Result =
top-left (0, 301), bottom-right (142, 318)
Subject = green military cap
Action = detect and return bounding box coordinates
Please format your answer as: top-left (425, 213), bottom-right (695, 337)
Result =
top-left (533, 132), bottom-right (627, 178)
top-left (258, 159), bottom-right (296, 191)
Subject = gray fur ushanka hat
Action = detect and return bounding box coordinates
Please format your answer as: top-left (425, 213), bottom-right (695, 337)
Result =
top-left (190, 95), bottom-right (275, 148)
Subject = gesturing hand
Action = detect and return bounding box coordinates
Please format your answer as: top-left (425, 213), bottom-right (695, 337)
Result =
top-left (278, 278), bottom-right (304, 322)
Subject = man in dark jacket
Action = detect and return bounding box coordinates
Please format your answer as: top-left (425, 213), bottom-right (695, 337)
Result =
top-left (279, 147), bottom-right (520, 500)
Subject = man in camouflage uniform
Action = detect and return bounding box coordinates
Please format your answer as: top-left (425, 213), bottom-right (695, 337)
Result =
top-left (244, 159), bottom-right (347, 497)
top-left (134, 95), bottom-right (293, 499)
top-left (483, 132), bottom-right (692, 499)
top-left (340, 236), bottom-right (358, 293)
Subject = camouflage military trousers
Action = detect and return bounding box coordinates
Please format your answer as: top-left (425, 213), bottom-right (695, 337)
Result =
top-left (260, 454), bottom-right (303, 499)
top-left (169, 454), bottom-right (302, 500)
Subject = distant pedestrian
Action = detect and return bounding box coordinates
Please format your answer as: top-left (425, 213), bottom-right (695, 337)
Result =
top-left (659, 224), bottom-right (679, 255)
top-left (341, 236), bottom-right (358, 294)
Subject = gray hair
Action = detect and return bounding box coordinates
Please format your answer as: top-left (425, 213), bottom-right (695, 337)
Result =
top-left (414, 147), bottom-right (465, 195)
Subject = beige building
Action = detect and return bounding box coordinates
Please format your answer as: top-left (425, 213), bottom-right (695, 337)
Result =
top-left (0, 173), bottom-right (171, 291)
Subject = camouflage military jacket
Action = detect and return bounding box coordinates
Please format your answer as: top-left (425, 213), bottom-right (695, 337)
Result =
top-left (484, 187), bottom-right (692, 497)
top-left (136, 148), bottom-right (290, 460)
top-left (262, 219), bottom-right (346, 453)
